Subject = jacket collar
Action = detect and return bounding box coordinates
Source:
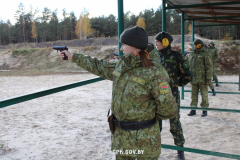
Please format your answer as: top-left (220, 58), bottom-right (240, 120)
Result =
top-left (158, 45), bottom-right (171, 54)
top-left (119, 46), bottom-right (161, 68)
top-left (195, 46), bottom-right (206, 54)
top-left (209, 46), bottom-right (215, 49)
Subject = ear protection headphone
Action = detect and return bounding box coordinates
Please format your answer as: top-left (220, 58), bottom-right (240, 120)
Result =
top-left (197, 44), bottom-right (202, 49)
top-left (161, 32), bottom-right (169, 47)
top-left (208, 41), bottom-right (215, 46)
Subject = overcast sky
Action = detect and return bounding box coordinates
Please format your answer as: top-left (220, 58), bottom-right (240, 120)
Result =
top-left (0, 0), bottom-right (163, 24)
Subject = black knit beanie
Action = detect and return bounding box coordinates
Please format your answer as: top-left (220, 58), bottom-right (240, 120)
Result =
top-left (120, 26), bottom-right (148, 50)
top-left (155, 32), bottom-right (173, 44)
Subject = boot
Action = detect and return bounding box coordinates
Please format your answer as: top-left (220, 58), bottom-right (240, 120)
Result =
top-left (188, 110), bottom-right (196, 116)
top-left (177, 150), bottom-right (185, 160)
top-left (212, 89), bottom-right (216, 96)
top-left (201, 111), bottom-right (207, 117)
top-left (216, 82), bottom-right (220, 87)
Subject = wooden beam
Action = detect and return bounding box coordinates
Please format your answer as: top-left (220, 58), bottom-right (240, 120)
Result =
top-left (184, 11), bottom-right (240, 17)
top-left (202, 0), bottom-right (216, 17)
top-left (188, 16), bottom-right (240, 20)
top-left (196, 6), bottom-right (240, 10)
top-left (194, 19), bottom-right (240, 24)
top-left (208, 0), bottom-right (240, 1)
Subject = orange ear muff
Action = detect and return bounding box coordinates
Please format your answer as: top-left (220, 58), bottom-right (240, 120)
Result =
top-left (133, 48), bottom-right (149, 58)
top-left (197, 44), bottom-right (202, 49)
top-left (162, 38), bottom-right (169, 47)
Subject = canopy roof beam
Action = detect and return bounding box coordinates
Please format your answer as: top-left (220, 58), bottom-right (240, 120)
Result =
top-left (166, 2), bottom-right (240, 9)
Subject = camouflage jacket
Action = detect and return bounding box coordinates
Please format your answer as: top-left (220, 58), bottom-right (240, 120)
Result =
top-left (71, 44), bottom-right (178, 157)
top-left (158, 46), bottom-right (192, 88)
top-left (190, 47), bottom-right (213, 84)
top-left (208, 46), bottom-right (219, 62)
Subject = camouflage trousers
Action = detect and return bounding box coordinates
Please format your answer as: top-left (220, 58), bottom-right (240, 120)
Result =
top-left (208, 81), bottom-right (214, 90)
top-left (191, 84), bottom-right (209, 108)
top-left (159, 91), bottom-right (185, 146)
top-left (116, 155), bottom-right (158, 160)
top-left (213, 62), bottom-right (218, 82)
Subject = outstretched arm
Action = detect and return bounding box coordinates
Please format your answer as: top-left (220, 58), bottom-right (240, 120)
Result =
top-left (61, 50), bottom-right (115, 81)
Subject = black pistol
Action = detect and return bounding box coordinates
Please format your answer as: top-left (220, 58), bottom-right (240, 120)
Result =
top-left (111, 52), bottom-right (119, 56)
top-left (53, 46), bottom-right (68, 60)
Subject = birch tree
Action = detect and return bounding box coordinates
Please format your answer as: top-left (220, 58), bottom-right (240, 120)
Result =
top-left (75, 9), bottom-right (92, 39)
top-left (136, 17), bottom-right (146, 29)
top-left (31, 21), bottom-right (38, 42)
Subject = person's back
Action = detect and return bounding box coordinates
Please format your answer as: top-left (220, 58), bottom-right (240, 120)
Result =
top-left (190, 46), bottom-right (212, 84)
top-left (60, 26), bottom-right (178, 159)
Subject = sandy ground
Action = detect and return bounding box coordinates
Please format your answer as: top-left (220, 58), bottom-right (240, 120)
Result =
top-left (0, 73), bottom-right (240, 160)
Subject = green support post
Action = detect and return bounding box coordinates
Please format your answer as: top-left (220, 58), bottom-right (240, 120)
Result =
top-left (118, 0), bottom-right (124, 57)
top-left (162, 0), bottom-right (166, 31)
top-left (181, 13), bottom-right (185, 99)
top-left (239, 43), bottom-right (240, 91)
top-left (192, 20), bottom-right (195, 50)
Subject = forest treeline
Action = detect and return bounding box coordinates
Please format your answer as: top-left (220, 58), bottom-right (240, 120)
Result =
top-left (0, 3), bottom-right (239, 45)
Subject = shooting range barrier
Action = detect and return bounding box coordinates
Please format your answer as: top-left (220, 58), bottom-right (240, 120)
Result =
top-left (1, 0), bottom-right (240, 159)
top-left (1, 76), bottom-right (240, 159)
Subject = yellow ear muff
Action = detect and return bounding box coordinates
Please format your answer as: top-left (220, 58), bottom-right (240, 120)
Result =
top-left (162, 38), bottom-right (169, 47)
top-left (197, 44), bottom-right (202, 49)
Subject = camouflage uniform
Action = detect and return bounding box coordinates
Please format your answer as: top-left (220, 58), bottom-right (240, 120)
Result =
top-left (204, 46), bottom-right (215, 91)
top-left (158, 46), bottom-right (192, 146)
top-left (190, 44), bottom-right (213, 108)
top-left (208, 81), bottom-right (214, 90)
top-left (208, 44), bottom-right (219, 82)
top-left (188, 48), bottom-right (215, 91)
top-left (71, 44), bottom-right (178, 159)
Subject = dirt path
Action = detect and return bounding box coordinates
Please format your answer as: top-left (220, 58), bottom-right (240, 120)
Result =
top-left (0, 74), bottom-right (240, 160)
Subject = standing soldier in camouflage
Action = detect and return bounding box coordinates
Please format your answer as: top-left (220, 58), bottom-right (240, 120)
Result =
top-left (188, 39), bottom-right (213, 117)
top-left (155, 32), bottom-right (192, 160)
top-left (203, 44), bottom-right (216, 96)
top-left (60, 26), bottom-right (178, 160)
top-left (208, 41), bottom-right (220, 86)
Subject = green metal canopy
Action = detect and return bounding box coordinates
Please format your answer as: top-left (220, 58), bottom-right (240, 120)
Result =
top-left (165, 0), bottom-right (240, 25)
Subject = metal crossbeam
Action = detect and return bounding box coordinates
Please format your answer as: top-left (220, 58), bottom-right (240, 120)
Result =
top-left (184, 90), bottom-right (240, 94)
top-left (0, 77), bottom-right (104, 108)
top-left (162, 144), bottom-right (240, 159)
top-left (180, 106), bottom-right (240, 113)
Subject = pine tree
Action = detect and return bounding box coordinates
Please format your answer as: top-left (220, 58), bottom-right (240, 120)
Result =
top-left (15, 3), bottom-right (26, 43)
top-left (41, 7), bottom-right (51, 42)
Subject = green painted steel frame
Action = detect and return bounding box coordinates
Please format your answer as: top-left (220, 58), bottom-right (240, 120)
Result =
top-left (118, 0), bottom-right (124, 57)
top-left (1, 1), bottom-right (240, 159)
top-left (162, 0), bottom-right (166, 31)
top-left (180, 106), bottom-right (240, 113)
top-left (0, 77), bottom-right (104, 108)
top-left (166, 0), bottom-right (189, 18)
top-left (162, 144), bottom-right (240, 159)
top-left (184, 90), bottom-right (240, 94)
